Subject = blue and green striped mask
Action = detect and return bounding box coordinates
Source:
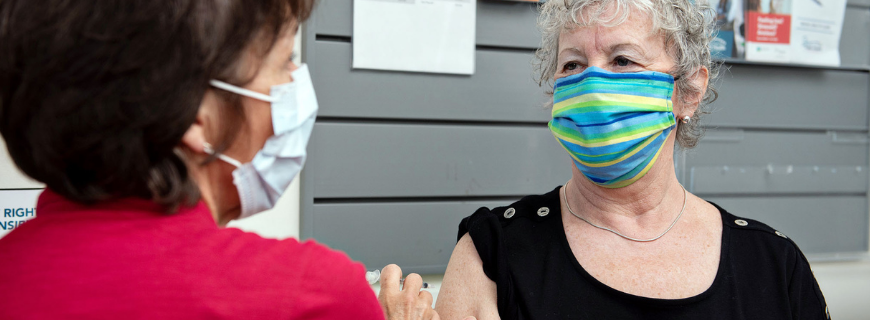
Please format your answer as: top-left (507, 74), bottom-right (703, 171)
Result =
top-left (549, 66), bottom-right (677, 188)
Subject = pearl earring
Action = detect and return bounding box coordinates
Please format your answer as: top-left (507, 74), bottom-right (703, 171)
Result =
top-left (681, 116), bottom-right (691, 124)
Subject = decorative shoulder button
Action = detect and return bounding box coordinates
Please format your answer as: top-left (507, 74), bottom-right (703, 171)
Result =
top-left (734, 219), bottom-right (748, 226)
top-left (537, 207), bottom-right (550, 217)
top-left (504, 208), bottom-right (516, 219)
top-left (775, 231), bottom-right (788, 239)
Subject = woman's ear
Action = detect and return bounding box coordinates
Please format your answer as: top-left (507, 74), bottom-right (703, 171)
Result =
top-left (180, 121), bottom-right (206, 154)
top-left (680, 66), bottom-right (709, 116)
top-left (694, 65), bottom-right (709, 105)
top-left (179, 90), bottom-right (220, 154)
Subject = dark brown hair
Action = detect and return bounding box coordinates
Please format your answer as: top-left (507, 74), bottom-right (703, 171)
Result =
top-left (0, 0), bottom-right (315, 209)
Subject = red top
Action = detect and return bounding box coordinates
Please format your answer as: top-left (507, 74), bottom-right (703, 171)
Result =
top-left (0, 190), bottom-right (384, 319)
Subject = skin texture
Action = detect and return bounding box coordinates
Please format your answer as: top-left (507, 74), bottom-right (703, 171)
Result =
top-left (436, 8), bottom-right (719, 320)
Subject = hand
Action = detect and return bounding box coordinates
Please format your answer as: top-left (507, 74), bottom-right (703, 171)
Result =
top-left (378, 264), bottom-right (440, 320)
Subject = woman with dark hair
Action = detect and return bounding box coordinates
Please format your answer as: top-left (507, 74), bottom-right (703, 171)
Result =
top-left (0, 1), bottom-right (439, 319)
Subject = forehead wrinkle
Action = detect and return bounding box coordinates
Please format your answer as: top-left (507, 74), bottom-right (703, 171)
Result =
top-left (558, 26), bottom-right (597, 60)
top-left (579, 4), bottom-right (657, 42)
top-left (559, 11), bottom-right (662, 63)
top-left (609, 43), bottom-right (648, 59)
top-left (591, 14), bottom-right (662, 60)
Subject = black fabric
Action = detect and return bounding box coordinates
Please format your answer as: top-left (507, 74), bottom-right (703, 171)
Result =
top-left (457, 186), bottom-right (829, 320)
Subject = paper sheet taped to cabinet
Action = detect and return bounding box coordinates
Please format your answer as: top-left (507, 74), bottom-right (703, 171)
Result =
top-left (353, 0), bottom-right (476, 75)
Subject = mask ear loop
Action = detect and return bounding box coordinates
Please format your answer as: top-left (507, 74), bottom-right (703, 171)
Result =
top-left (209, 79), bottom-right (278, 103)
top-left (203, 142), bottom-right (243, 168)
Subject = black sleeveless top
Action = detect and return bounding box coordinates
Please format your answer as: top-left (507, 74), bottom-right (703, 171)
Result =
top-left (458, 186), bottom-right (829, 320)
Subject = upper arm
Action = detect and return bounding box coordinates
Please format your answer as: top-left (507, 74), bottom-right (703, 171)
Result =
top-left (435, 233), bottom-right (500, 320)
top-left (788, 248), bottom-right (830, 319)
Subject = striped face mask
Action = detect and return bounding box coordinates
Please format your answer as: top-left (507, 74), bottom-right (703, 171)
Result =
top-left (549, 66), bottom-right (676, 188)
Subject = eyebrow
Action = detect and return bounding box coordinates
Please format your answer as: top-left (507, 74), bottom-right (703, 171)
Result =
top-left (609, 43), bottom-right (649, 59)
top-left (557, 47), bottom-right (585, 61)
top-left (557, 42), bottom-right (650, 60)
top-left (559, 47), bottom-right (583, 56)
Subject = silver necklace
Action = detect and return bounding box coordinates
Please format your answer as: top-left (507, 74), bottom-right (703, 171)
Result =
top-left (562, 180), bottom-right (687, 242)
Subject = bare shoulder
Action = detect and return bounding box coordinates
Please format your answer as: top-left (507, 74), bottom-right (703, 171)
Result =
top-left (689, 192), bottom-right (723, 231)
top-left (435, 233), bottom-right (501, 320)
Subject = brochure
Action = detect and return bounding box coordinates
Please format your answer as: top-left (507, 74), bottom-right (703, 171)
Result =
top-left (743, 0), bottom-right (846, 66)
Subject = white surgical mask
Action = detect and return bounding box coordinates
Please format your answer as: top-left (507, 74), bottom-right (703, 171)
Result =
top-left (206, 64), bottom-right (318, 219)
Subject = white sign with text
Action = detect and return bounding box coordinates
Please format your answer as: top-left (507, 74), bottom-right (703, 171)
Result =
top-left (0, 189), bottom-right (42, 238)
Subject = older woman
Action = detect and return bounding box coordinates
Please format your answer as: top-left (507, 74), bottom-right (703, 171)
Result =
top-left (435, 0), bottom-right (828, 319)
top-left (0, 1), bottom-right (438, 319)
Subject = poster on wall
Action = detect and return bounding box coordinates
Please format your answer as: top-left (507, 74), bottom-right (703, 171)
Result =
top-left (743, 0), bottom-right (846, 65)
top-left (744, 0), bottom-right (793, 62)
top-left (710, 0), bottom-right (743, 58)
top-left (0, 189), bottom-right (42, 238)
top-left (790, 0), bottom-right (847, 66)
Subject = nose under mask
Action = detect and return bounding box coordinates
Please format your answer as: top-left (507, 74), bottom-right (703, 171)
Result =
top-left (549, 66), bottom-right (677, 188)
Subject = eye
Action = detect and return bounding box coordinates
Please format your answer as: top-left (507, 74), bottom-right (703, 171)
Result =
top-left (289, 52), bottom-right (298, 63)
top-left (563, 62), bottom-right (580, 71)
top-left (615, 56), bottom-right (633, 67)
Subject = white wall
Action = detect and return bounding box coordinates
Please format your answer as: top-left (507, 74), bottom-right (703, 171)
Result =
top-left (812, 260), bottom-right (870, 319)
top-left (0, 139), bottom-right (41, 190)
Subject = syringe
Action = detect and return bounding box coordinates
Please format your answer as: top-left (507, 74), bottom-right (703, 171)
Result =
top-left (366, 269), bottom-right (434, 289)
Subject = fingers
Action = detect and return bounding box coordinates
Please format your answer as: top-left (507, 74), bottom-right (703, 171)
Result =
top-left (403, 274), bottom-right (426, 319)
top-left (414, 290), bottom-right (434, 319)
top-left (380, 264), bottom-right (403, 296)
top-left (417, 290), bottom-right (434, 308)
top-left (378, 264), bottom-right (438, 320)
top-left (402, 272), bottom-right (423, 292)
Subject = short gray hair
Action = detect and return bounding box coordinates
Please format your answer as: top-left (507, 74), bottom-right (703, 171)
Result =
top-left (534, 0), bottom-right (721, 149)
